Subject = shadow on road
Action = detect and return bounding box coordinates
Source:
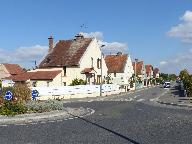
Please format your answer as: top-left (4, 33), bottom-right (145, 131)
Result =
top-left (67, 112), bottom-right (140, 144)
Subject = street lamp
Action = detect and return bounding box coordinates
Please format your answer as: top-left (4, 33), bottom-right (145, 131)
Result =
top-left (135, 59), bottom-right (138, 90)
top-left (100, 44), bottom-right (105, 97)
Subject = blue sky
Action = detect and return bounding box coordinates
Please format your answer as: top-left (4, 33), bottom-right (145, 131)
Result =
top-left (0, 0), bottom-right (192, 74)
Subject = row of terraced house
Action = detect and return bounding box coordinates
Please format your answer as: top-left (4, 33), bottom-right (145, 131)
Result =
top-left (0, 33), bottom-right (159, 92)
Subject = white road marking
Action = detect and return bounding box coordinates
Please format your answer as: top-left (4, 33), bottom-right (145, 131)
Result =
top-left (137, 99), bottom-right (145, 102)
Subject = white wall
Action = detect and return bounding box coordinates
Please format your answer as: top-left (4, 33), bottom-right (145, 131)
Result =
top-left (31, 84), bottom-right (120, 100)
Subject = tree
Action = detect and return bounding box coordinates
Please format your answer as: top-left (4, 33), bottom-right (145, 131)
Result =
top-left (179, 69), bottom-right (192, 97)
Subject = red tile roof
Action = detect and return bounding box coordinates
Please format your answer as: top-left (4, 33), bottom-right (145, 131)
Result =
top-left (132, 61), bottom-right (144, 75)
top-left (3, 63), bottom-right (25, 75)
top-left (81, 68), bottom-right (94, 74)
top-left (39, 36), bottom-right (92, 68)
top-left (105, 54), bottom-right (127, 73)
top-left (13, 70), bottom-right (61, 82)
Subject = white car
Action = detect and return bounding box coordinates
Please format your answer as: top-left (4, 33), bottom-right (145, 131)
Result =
top-left (164, 81), bottom-right (171, 88)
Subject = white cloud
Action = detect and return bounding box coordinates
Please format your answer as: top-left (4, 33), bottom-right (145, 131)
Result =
top-left (0, 45), bottom-right (48, 68)
top-left (180, 10), bottom-right (192, 22)
top-left (159, 61), bottom-right (167, 65)
top-left (159, 49), bottom-right (192, 74)
top-left (168, 10), bottom-right (192, 43)
top-left (82, 31), bottom-right (128, 54)
top-left (81, 31), bottom-right (103, 40)
top-left (101, 41), bottom-right (128, 54)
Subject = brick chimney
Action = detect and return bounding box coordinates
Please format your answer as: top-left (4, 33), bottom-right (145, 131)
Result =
top-left (48, 36), bottom-right (54, 53)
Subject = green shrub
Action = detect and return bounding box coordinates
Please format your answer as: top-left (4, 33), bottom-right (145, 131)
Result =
top-left (0, 100), bottom-right (27, 116)
top-left (0, 84), bottom-right (31, 104)
top-left (70, 78), bottom-right (86, 86)
top-left (25, 99), bottom-right (63, 113)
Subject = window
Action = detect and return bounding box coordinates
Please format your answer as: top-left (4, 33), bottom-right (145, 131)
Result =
top-left (97, 58), bottom-right (101, 69)
top-left (114, 72), bottom-right (116, 77)
top-left (63, 82), bottom-right (66, 86)
top-left (32, 81), bottom-right (37, 87)
top-left (63, 66), bottom-right (66, 76)
top-left (97, 75), bottom-right (101, 84)
top-left (91, 57), bottom-right (93, 68)
top-left (47, 81), bottom-right (50, 87)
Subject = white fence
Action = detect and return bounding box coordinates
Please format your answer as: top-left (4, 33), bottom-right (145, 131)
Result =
top-left (31, 84), bottom-right (120, 100)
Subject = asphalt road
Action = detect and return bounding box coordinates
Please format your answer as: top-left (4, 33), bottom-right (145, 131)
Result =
top-left (1, 86), bottom-right (192, 144)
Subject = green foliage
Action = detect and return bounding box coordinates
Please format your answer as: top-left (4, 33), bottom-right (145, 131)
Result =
top-left (179, 69), bottom-right (192, 97)
top-left (0, 100), bottom-right (27, 116)
top-left (159, 73), bottom-right (177, 82)
top-left (0, 84), bottom-right (31, 104)
top-left (106, 74), bottom-right (112, 84)
top-left (0, 81), bottom-right (2, 88)
top-left (69, 78), bottom-right (86, 86)
top-left (25, 99), bottom-right (63, 113)
top-left (156, 77), bottom-right (163, 84)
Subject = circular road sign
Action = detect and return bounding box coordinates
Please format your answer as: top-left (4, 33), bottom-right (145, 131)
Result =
top-left (32, 90), bottom-right (39, 100)
top-left (4, 91), bottom-right (13, 100)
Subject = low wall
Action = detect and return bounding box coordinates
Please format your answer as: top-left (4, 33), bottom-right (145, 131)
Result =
top-left (31, 84), bottom-right (120, 100)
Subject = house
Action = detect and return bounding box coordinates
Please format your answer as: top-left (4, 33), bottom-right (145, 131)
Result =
top-left (153, 68), bottom-right (160, 78)
top-left (145, 65), bottom-right (154, 85)
top-left (12, 70), bottom-right (62, 87)
top-left (105, 52), bottom-right (134, 91)
top-left (0, 63), bottom-right (25, 87)
top-left (132, 61), bottom-right (147, 87)
top-left (0, 63), bottom-right (25, 80)
top-left (34, 33), bottom-right (108, 86)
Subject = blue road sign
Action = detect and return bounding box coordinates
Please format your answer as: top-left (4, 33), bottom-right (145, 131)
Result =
top-left (4, 91), bottom-right (13, 100)
top-left (32, 90), bottom-right (39, 100)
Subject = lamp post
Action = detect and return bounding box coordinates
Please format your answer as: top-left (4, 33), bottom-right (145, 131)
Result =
top-left (134, 59), bottom-right (138, 90)
top-left (100, 44), bottom-right (105, 97)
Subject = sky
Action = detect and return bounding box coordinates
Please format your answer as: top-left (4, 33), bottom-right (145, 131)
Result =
top-left (0, 0), bottom-right (192, 74)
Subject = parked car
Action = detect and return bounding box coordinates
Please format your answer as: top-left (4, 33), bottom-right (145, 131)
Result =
top-left (164, 81), bottom-right (171, 88)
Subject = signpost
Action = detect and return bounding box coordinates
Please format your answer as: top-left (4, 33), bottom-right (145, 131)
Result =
top-left (4, 91), bottom-right (13, 100)
top-left (32, 90), bottom-right (39, 100)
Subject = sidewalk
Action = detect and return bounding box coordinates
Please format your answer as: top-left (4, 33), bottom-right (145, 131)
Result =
top-left (157, 84), bottom-right (192, 108)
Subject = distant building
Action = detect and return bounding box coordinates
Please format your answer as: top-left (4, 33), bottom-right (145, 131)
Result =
top-left (153, 68), bottom-right (160, 78)
top-left (145, 65), bottom-right (154, 85)
top-left (132, 61), bottom-right (147, 87)
top-left (13, 70), bottom-right (62, 87)
top-left (105, 52), bottom-right (134, 91)
top-left (0, 63), bottom-right (25, 87)
top-left (0, 63), bottom-right (25, 80)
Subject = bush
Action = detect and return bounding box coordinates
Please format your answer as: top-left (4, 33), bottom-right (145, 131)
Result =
top-left (0, 100), bottom-right (27, 116)
top-left (25, 99), bottom-right (63, 113)
top-left (0, 84), bottom-right (31, 104)
top-left (70, 78), bottom-right (86, 86)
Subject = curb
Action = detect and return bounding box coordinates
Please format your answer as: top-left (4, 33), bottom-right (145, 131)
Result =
top-left (156, 100), bottom-right (192, 108)
top-left (0, 107), bottom-right (95, 125)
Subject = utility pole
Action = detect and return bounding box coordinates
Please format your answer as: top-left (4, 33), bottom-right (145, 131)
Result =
top-left (135, 59), bottom-right (138, 90)
top-left (100, 44), bottom-right (105, 97)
